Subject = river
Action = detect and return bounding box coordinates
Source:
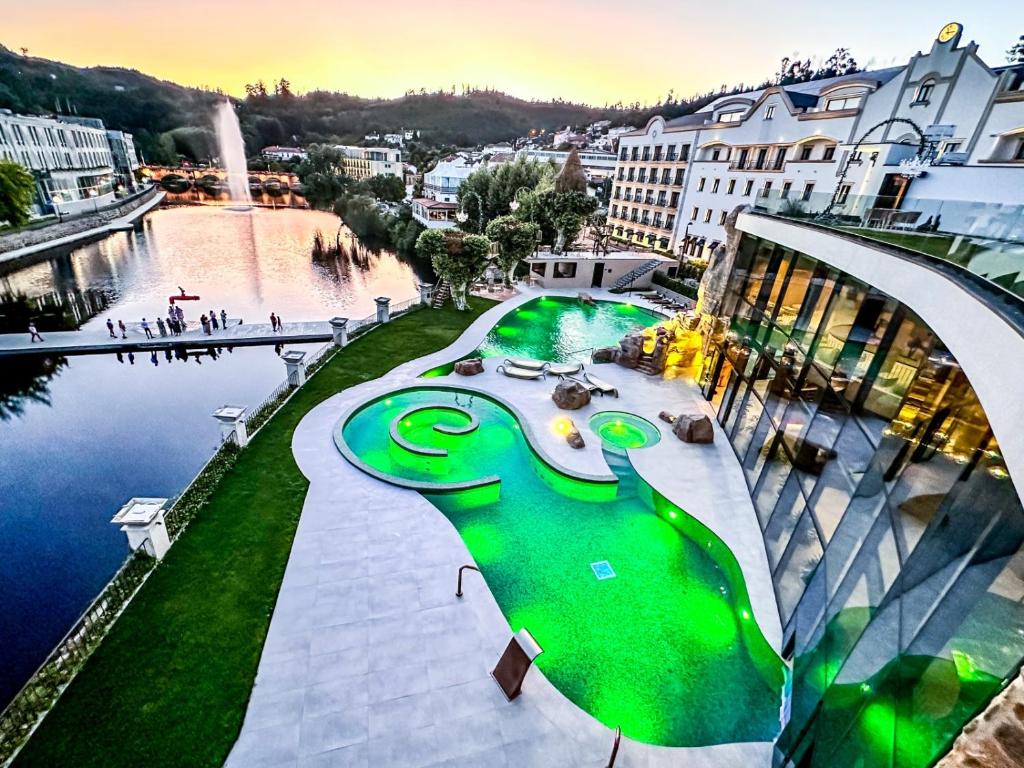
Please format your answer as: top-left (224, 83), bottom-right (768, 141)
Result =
top-left (0, 206), bottom-right (432, 707)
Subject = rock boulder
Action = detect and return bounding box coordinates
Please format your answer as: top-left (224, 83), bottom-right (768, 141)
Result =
top-left (592, 347), bottom-right (617, 364)
top-left (566, 425), bottom-right (585, 449)
top-left (454, 358), bottom-right (484, 376)
top-left (552, 380), bottom-right (592, 410)
top-left (614, 332), bottom-right (644, 369)
top-left (658, 411), bottom-right (677, 424)
top-left (672, 414), bottom-right (715, 444)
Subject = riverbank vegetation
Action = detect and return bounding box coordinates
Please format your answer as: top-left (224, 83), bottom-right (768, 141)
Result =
top-left (12, 299), bottom-right (496, 768)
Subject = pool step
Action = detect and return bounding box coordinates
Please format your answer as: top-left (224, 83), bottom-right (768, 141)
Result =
top-left (601, 449), bottom-right (640, 498)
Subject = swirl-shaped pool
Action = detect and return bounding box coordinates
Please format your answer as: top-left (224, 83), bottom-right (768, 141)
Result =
top-left (336, 385), bottom-right (785, 747)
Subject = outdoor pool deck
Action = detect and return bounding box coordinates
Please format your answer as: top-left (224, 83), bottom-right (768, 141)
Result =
top-left (226, 287), bottom-right (782, 768)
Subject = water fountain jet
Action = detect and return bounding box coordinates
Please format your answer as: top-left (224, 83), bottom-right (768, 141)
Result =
top-left (213, 100), bottom-right (253, 210)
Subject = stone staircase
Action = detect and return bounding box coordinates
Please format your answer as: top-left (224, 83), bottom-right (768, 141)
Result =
top-left (636, 349), bottom-right (660, 376)
top-left (610, 259), bottom-right (663, 290)
top-left (431, 280), bottom-right (451, 308)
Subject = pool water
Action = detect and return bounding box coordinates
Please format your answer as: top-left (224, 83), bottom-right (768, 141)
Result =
top-left (589, 411), bottom-right (662, 451)
top-left (339, 387), bottom-right (785, 747)
top-left (422, 296), bottom-right (663, 376)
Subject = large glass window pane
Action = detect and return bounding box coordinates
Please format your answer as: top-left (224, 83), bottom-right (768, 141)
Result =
top-left (776, 508), bottom-right (825, 625)
top-left (810, 277), bottom-right (866, 372)
top-left (731, 387), bottom-right (765, 461)
top-left (775, 254), bottom-right (817, 335)
top-left (791, 265), bottom-right (840, 353)
top-left (764, 473), bottom-right (808, 571)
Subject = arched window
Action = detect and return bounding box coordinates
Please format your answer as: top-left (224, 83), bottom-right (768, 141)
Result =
top-left (914, 79), bottom-right (935, 105)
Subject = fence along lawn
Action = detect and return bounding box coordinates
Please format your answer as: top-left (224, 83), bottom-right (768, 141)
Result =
top-left (12, 298), bottom-right (495, 768)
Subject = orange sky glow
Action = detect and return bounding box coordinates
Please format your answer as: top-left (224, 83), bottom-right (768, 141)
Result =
top-left (1, 0), bottom-right (1019, 105)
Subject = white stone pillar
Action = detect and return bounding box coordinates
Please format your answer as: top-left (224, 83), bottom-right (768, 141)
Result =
top-left (212, 405), bottom-right (249, 447)
top-left (111, 497), bottom-right (171, 560)
top-left (419, 283), bottom-right (434, 306)
top-left (329, 317), bottom-right (349, 347)
top-left (375, 296), bottom-right (391, 324)
top-left (282, 350), bottom-right (307, 386)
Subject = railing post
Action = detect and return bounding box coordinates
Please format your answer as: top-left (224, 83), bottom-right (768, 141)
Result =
top-left (212, 404), bottom-right (248, 447)
top-left (456, 564), bottom-right (480, 597)
top-left (418, 283), bottom-right (434, 306)
top-left (110, 497), bottom-right (171, 560)
top-left (281, 350), bottom-right (307, 386)
top-left (329, 316), bottom-right (349, 348)
top-left (375, 296), bottom-right (391, 324)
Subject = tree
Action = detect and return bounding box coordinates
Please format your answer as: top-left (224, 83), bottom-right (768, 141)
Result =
top-left (815, 48), bottom-right (860, 79)
top-left (0, 161), bottom-right (36, 228)
top-left (362, 174), bottom-right (405, 203)
top-left (296, 144), bottom-right (349, 209)
top-left (485, 215), bottom-right (540, 285)
top-left (550, 190), bottom-right (598, 253)
top-left (1009, 35), bottom-right (1024, 64)
top-left (275, 78), bottom-right (293, 98)
top-left (456, 167), bottom-right (493, 233)
top-left (415, 229), bottom-right (490, 310)
top-left (554, 147), bottom-right (587, 194)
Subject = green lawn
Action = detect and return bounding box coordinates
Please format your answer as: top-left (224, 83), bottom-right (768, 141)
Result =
top-left (13, 298), bottom-right (495, 768)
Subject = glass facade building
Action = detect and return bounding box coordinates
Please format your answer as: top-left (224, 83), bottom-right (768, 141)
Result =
top-left (699, 232), bottom-right (1024, 767)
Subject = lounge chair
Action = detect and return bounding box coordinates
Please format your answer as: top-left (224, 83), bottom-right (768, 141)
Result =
top-left (547, 362), bottom-right (583, 378)
top-left (503, 357), bottom-right (548, 371)
top-left (496, 364), bottom-right (546, 380)
top-left (584, 372), bottom-right (619, 397)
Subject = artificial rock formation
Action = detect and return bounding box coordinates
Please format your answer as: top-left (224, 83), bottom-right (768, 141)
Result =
top-left (938, 670), bottom-right (1024, 768)
top-left (552, 380), bottom-right (592, 410)
top-left (592, 347), bottom-right (617, 363)
top-left (614, 332), bottom-right (644, 369)
top-left (566, 423), bottom-right (585, 449)
top-left (672, 414), bottom-right (715, 444)
top-left (658, 411), bottom-right (677, 424)
top-left (454, 358), bottom-right (484, 376)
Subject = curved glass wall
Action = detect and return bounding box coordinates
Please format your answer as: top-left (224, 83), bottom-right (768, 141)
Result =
top-left (699, 232), bottom-right (1024, 768)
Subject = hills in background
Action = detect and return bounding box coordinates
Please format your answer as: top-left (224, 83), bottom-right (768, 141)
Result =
top-left (0, 44), bottom-right (864, 166)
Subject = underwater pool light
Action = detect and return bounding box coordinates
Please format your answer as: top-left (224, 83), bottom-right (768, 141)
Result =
top-left (668, 511), bottom-right (678, 519)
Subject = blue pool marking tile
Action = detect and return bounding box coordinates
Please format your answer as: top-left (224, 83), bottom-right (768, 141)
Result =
top-left (591, 561), bottom-right (616, 580)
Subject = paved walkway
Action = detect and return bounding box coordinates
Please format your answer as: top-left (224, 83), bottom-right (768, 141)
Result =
top-left (225, 287), bottom-right (781, 768)
top-left (0, 320), bottom-right (335, 358)
top-left (0, 189), bottom-right (165, 266)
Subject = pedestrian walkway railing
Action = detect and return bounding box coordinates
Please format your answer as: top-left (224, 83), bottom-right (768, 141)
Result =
top-left (0, 301), bottom-right (426, 765)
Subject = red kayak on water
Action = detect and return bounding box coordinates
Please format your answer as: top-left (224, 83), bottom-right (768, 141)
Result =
top-left (169, 294), bottom-right (201, 303)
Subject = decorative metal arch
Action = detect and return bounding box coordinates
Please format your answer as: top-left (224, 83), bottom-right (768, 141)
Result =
top-left (822, 117), bottom-right (929, 217)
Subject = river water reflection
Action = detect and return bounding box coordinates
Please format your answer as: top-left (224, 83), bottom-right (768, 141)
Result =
top-left (0, 206), bottom-right (431, 707)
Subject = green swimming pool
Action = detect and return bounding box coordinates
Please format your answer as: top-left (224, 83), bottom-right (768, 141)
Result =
top-left (589, 411), bottom-right (663, 451)
top-left (337, 386), bottom-right (786, 747)
top-left (422, 295), bottom-right (664, 376)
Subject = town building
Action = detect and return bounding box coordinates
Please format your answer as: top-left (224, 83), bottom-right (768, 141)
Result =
top-left (606, 24), bottom-right (1024, 264)
top-left (515, 147), bottom-right (618, 183)
top-left (106, 130), bottom-right (141, 192)
top-left (410, 154), bottom-right (481, 229)
top-left (333, 145), bottom-right (403, 180)
top-left (0, 109), bottom-right (128, 217)
top-left (260, 145), bottom-right (307, 162)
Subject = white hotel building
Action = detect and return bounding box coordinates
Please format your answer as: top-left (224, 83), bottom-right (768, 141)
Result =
top-left (607, 24), bottom-right (1024, 261)
top-left (0, 110), bottom-right (132, 217)
top-left (332, 145), bottom-right (403, 181)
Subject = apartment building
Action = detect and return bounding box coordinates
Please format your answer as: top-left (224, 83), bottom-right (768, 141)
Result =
top-left (606, 115), bottom-right (693, 253)
top-left (607, 23), bottom-right (1024, 262)
top-left (333, 145), bottom-right (403, 180)
top-left (515, 147), bottom-right (618, 182)
top-left (0, 110), bottom-right (123, 216)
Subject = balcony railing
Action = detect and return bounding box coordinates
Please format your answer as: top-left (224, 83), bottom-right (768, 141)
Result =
top-left (752, 188), bottom-right (1024, 313)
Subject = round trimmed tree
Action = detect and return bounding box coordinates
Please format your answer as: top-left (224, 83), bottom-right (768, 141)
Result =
top-left (485, 215), bottom-right (540, 286)
top-left (416, 228), bottom-right (491, 310)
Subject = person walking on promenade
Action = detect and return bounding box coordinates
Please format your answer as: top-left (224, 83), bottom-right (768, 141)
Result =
top-left (156, 317), bottom-right (167, 337)
top-left (176, 305), bottom-right (186, 331)
top-left (28, 322), bottom-right (44, 343)
top-left (142, 318), bottom-right (154, 339)
top-left (220, 309), bottom-right (228, 330)
top-left (201, 314), bottom-right (211, 335)
top-left (276, 313), bottom-right (283, 332)
top-left (168, 316), bottom-right (178, 336)
top-left (118, 320), bottom-right (127, 339)
top-left (210, 309), bottom-right (219, 331)
top-left (107, 318), bottom-right (116, 338)
top-left (270, 312), bottom-right (278, 332)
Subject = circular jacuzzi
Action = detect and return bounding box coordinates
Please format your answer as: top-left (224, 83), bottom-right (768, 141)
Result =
top-left (588, 411), bottom-right (662, 450)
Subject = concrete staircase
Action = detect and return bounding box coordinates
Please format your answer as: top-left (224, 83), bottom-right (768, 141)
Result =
top-left (635, 349), bottom-right (660, 376)
top-left (610, 259), bottom-right (663, 290)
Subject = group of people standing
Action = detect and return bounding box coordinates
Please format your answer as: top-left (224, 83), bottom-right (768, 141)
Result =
top-left (198, 308), bottom-right (229, 336)
top-left (102, 306), bottom-right (231, 340)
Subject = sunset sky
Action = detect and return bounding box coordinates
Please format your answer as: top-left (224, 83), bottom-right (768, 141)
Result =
top-left (2, 0), bottom-right (1021, 105)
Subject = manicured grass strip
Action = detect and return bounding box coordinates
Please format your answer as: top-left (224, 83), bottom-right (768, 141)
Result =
top-left (13, 299), bottom-right (495, 768)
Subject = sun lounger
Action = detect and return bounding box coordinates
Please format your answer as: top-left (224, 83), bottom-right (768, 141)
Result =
top-left (503, 357), bottom-right (548, 371)
top-left (584, 372), bottom-right (619, 397)
top-left (496, 364), bottom-right (546, 380)
top-left (546, 362), bottom-right (583, 378)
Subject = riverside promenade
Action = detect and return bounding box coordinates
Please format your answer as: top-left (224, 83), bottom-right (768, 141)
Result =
top-left (0, 320), bottom-right (337, 358)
